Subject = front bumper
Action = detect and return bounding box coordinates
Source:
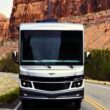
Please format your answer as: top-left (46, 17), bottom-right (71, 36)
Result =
top-left (20, 88), bottom-right (84, 101)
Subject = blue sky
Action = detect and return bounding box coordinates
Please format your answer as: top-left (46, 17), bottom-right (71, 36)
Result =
top-left (0, 0), bottom-right (13, 18)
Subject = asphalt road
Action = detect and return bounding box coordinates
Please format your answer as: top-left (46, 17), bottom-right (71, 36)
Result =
top-left (0, 82), bottom-right (110, 110)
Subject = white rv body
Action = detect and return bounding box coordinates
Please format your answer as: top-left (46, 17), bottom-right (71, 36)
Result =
top-left (19, 22), bottom-right (84, 109)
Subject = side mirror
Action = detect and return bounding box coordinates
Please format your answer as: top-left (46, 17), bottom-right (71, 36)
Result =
top-left (12, 51), bottom-right (19, 64)
top-left (85, 51), bottom-right (91, 63)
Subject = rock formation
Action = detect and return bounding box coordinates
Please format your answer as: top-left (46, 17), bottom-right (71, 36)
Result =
top-left (0, 13), bottom-right (9, 41)
top-left (60, 10), bottom-right (110, 50)
top-left (9, 0), bottom-right (110, 39)
top-left (85, 22), bottom-right (110, 50)
top-left (8, 0), bottom-right (110, 50)
top-left (0, 13), bottom-right (12, 59)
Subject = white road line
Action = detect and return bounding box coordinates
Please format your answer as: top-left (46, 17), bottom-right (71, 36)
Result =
top-left (14, 102), bottom-right (21, 110)
top-left (85, 83), bottom-right (110, 90)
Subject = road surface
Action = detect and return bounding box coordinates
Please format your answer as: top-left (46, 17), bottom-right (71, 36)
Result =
top-left (0, 82), bottom-right (109, 110)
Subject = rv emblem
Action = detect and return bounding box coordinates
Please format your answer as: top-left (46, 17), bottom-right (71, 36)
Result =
top-left (49, 73), bottom-right (55, 75)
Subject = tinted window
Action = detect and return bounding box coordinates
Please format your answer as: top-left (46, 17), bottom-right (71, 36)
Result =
top-left (21, 30), bottom-right (83, 65)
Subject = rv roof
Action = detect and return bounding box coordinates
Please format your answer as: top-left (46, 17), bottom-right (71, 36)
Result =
top-left (20, 23), bottom-right (83, 31)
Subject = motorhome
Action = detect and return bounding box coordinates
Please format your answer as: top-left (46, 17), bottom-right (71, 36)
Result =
top-left (12, 19), bottom-right (84, 109)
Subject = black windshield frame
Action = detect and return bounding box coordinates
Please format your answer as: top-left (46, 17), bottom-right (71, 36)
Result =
top-left (20, 30), bottom-right (83, 65)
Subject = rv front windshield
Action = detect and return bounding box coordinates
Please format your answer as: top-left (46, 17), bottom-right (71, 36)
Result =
top-left (20, 30), bottom-right (83, 65)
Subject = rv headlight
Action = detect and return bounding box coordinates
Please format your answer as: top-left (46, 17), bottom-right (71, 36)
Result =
top-left (72, 80), bottom-right (83, 88)
top-left (21, 80), bottom-right (32, 88)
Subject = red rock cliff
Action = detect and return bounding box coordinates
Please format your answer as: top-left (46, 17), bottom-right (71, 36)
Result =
top-left (0, 13), bottom-right (9, 41)
top-left (8, 0), bottom-right (110, 50)
top-left (9, 0), bottom-right (110, 39)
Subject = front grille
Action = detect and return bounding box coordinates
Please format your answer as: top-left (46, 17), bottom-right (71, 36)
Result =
top-left (33, 82), bottom-right (70, 91)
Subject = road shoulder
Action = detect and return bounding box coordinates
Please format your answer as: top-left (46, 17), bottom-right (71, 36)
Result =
top-left (85, 79), bottom-right (110, 86)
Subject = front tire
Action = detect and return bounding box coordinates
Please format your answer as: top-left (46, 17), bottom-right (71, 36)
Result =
top-left (74, 100), bottom-right (81, 110)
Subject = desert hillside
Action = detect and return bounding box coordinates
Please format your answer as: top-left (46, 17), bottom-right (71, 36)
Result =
top-left (0, 13), bottom-right (17, 59)
top-left (0, 0), bottom-right (110, 59)
top-left (9, 0), bottom-right (110, 39)
top-left (0, 13), bottom-right (9, 41)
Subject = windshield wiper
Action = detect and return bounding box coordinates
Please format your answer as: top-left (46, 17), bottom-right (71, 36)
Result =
top-left (33, 60), bottom-right (52, 68)
top-left (69, 65), bottom-right (74, 68)
top-left (46, 65), bottom-right (51, 68)
top-left (41, 61), bottom-right (51, 68)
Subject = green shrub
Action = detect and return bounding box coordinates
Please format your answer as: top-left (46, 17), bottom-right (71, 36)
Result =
top-left (0, 53), bottom-right (19, 73)
top-left (0, 88), bottom-right (19, 103)
top-left (85, 49), bottom-right (110, 81)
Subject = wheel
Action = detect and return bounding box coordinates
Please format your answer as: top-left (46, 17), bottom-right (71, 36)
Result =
top-left (22, 101), bottom-right (28, 109)
top-left (74, 100), bottom-right (81, 110)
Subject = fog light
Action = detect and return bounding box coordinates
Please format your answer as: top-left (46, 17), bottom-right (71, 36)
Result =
top-left (21, 80), bottom-right (32, 88)
top-left (24, 93), bottom-right (28, 96)
top-left (76, 94), bottom-right (80, 97)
